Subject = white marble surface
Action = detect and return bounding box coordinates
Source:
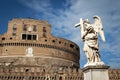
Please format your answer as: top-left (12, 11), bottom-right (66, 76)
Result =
top-left (83, 66), bottom-right (109, 80)
top-left (75, 16), bottom-right (106, 67)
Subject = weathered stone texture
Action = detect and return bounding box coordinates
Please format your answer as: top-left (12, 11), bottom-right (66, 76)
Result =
top-left (0, 18), bottom-right (80, 68)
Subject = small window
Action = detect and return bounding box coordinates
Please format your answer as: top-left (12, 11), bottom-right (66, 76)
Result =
top-left (6, 49), bottom-right (8, 51)
top-left (22, 34), bottom-right (26, 40)
top-left (59, 77), bottom-right (62, 80)
top-left (23, 25), bottom-right (27, 31)
top-left (2, 37), bottom-right (5, 40)
top-left (52, 77), bottom-right (54, 80)
top-left (59, 41), bottom-right (61, 44)
top-left (70, 44), bottom-right (74, 48)
top-left (13, 24), bottom-right (17, 30)
top-left (45, 39), bottom-right (47, 42)
top-left (25, 69), bottom-right (29, 72)
top-left (27, 34), bottom-right (32, 40)
top-left (33, 25), bottom-right (37, 31)
top-left (43, 33), bottom-right (46, 37)
top-left (10, 37), bottom-right (12, 40)
top-left (8, 76), bottom-right (10, 79)
top-left (52, 40), bottom-right (55, 43)
top-left (76, 48), bottom-right (79, 51)
top-left (33, 35), bottom-right (37, 40)
top-left (43, 27), bottom-right (46, 32)
top-left (43, 69), bottom-right (45, 72)
top-left (32, 77), bottom-right (34, 79)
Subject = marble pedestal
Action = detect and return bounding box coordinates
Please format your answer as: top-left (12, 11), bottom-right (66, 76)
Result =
top-left (82, 66), bottom-right (109, 80)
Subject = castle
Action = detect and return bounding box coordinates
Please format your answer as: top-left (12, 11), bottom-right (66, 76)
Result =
top-left (0, 18), bottom-right (119, 80)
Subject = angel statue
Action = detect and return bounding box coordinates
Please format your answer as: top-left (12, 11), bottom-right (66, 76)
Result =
top-left (75, 16), bottom-right (105, 67)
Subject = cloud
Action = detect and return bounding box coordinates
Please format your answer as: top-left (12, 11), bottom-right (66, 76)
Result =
top-left (18, 0), bottom-right (55, 18)
top-left (18, 0), bottom-right (120, 68)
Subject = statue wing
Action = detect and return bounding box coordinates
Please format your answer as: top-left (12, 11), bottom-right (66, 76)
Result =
top-left (93, 16), bottom-right (106, 42)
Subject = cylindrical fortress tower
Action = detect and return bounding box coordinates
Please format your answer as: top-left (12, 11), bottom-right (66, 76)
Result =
top-left (0, 18), bottom-right (80, 68)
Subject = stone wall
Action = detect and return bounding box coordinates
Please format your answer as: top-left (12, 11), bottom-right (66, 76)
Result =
top-left (0, 18), bottom-right (80, 68)
top-left (0, 66), bottom-right (119, 80)
top-left (109, 69), bottom-right (120, 80)
top-left (0, 66), bottom-right (83, 80)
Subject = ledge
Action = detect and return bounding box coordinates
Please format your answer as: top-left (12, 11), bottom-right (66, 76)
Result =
top-left (82, 65), bottom-right (110, 72)
top-left (0, 43), bottom-right (79, 56)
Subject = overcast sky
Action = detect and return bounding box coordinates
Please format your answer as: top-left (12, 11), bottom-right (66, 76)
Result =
top-left (0, 0), bottom-right (120, 68)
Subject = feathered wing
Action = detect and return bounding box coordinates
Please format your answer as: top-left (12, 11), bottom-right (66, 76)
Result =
top-left (93, 16), bottom-right (106, 42)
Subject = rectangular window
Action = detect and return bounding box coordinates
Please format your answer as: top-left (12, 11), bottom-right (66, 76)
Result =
top-left (43, 33), bottom-right (46, 37)
top-left (23, 25), bottom-right (27, 31)
top-left (13, 24), bottom-right (17, 30)
top-left (33, 25), bottom-right (37, 31)
top-left (33, 35), bottom-right (37, 40)
top-left (43, 27), bottom-right (46, 32)
top-left (22, 34), bottom-right (37, 40)
top-left (27, 34), bottom-right (32, 40)
top-left (22, 34), bottom-right (26, 40)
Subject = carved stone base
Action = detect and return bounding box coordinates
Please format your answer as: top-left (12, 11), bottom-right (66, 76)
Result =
top-left (82, 65), bottom-right (110, 80)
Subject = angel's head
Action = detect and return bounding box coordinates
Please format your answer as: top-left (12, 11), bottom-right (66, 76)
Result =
top-left (83, 19), bottom-right (90, 24)
top-left (83, 19), bottom-right (91, 28)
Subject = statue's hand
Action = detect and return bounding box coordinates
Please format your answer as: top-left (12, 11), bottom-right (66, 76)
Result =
top-left (75, 23), bottom-right (80, 28)
top-left (87, 26), bottom-right (93, 32)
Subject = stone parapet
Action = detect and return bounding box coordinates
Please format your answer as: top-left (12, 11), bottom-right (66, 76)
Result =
top-left (83, 65), bottom-right (110, 80)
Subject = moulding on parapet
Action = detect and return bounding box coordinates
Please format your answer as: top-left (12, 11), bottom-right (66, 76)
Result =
top-left (82, 65), bottom-right (110, 72)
